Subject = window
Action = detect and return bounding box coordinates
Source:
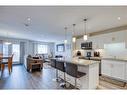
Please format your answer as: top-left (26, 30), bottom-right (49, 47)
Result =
top-left (37, 44), bottom-right (48, 54)
top-left (3, 44), bottom-right (9, 56)
top-left (12, 44), bottom-right (20, 62)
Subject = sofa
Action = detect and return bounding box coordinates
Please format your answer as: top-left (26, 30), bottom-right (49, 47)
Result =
top-left (26, 55), bottom-right (44, 72)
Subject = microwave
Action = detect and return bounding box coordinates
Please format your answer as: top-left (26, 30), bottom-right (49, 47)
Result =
top-left (81, 42), bottom-right (92, 50)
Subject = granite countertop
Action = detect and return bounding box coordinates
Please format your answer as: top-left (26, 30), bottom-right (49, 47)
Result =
top-left (102, 58), bottom-right (127, 62)
top-left (53, 58), bottom-right (100, 66)
top-left (70, 59), bottom-right (100, 66)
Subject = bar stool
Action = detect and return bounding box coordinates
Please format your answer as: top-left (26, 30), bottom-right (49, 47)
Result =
top-left (50, 58), bottom-right (59, 81)
top-left (55, 60), bottom-right (66, 87)
top-left (65, 62), bottom-right (86, 89)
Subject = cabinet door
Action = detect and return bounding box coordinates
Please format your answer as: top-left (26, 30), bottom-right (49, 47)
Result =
top-left (101, 60), bottom-right (112, 77)
top-left (111, 61), bottom-right (125, 80)
top-left (90, 36), bottom-right (104, 49)
top-left (76, 39), bottom-right (83, 50)
top-left (125, 63), bottom-right (127, 81)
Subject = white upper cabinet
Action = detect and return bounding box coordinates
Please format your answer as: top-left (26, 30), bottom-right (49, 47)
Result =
top-left (102, 31), bottom-right (126, 44)
top-left (76, 38), bottom-right (83, 50)
top-left (75, 30), bottom-right (127, 50)
top-left (91, 31), bottom-right (126, 49)
top-left (89, 35), bottom-right (104, 49)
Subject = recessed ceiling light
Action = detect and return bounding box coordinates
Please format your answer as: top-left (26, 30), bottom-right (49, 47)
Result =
top-left (117, 17), bottom-right (121, 20)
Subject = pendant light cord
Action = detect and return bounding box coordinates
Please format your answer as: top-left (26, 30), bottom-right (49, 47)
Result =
top-left (7, 31), bottom-right (9, 42)
top-left (84, 19), bottom-right (87, 35)
top-left (64, 27), bottom-right (67, 40)
top-left (73, 24), bottom-right (76, 36)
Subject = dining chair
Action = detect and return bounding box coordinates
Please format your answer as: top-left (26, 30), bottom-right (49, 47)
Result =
top-left (1, 54), bottom-right (14, 74)
top-left (0, 53), bottom-right (3, 70)
top-left (8, 54), bottom-right (14, 73)
top-left (0, 53), bottom-right (3, 58)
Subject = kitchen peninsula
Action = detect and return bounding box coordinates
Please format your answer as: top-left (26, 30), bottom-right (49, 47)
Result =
top-left (56, 58), bottom-right (100, 89)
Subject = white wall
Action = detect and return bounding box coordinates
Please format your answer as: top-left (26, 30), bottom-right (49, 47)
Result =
top-left (0, 36), bottom-right (55, 63)
top-left (33, 42), bottom-right (55, 56)
top-left (48, 43), bottom-right (55, 57)
top-left (0, 36), bottom-right (31, 55)
top-left (55, 39), bottom-right (72, 60)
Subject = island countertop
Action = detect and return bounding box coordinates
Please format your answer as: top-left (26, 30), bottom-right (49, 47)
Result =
top-left (51, 58), bottom-right (100, 66)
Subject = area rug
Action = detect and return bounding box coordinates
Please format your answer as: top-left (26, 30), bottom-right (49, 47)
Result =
top-left (100, 75), bottom-right (126, 87)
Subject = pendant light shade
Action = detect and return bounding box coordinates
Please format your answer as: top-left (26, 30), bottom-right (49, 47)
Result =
top-left (83, 34), bottom-right (87, 41)
top-left (72, 37), bottom-right (76, 43)
top-left (64, 27), bottom-right (67, 44)
top-left (83, 19), bottom-right (88, 41)
top-left (64, 39), bottom-right (67, 44)
top-left (72, 24), bottom-right (76, 43)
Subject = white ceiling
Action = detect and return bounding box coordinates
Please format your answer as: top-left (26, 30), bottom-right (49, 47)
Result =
top-left (0, 6), bottom-right (127, 42)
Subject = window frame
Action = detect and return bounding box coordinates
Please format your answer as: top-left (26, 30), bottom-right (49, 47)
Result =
top-left (37, 44), bottom-right (48, 54)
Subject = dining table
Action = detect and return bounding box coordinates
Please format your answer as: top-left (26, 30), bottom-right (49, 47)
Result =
top-left (0, 55), bottom-right (12, 70)
top-left (0, 55), bottom-right (11, 59)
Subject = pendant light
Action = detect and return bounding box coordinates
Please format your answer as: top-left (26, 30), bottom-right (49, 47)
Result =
top-left (64, 27), bottom-right (67, 44)
top-left (72, 24), bottom-right (76, 43)
top-left (83, 19), bottom-right (88, 41)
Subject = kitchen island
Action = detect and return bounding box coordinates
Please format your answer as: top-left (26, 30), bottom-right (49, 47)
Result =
top-left (55, 58), bottom-right (100, 89)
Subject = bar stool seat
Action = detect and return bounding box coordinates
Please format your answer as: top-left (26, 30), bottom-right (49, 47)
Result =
top-left (77, 71), bottom-right (86, 78)
top-left (56, 60), bottom-right (65, 72)
top-left (65, 62), bottom-right (86, 89)
top-left (55, 60), bottom-right (66, 87)
top-left (51, 59), bottom-right (56, 68)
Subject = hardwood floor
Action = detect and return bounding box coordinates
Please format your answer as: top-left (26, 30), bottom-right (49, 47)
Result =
top-left (0, 64), bottom-right (64, 89)
top-left (0, 63), bottom-right (126, 89)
